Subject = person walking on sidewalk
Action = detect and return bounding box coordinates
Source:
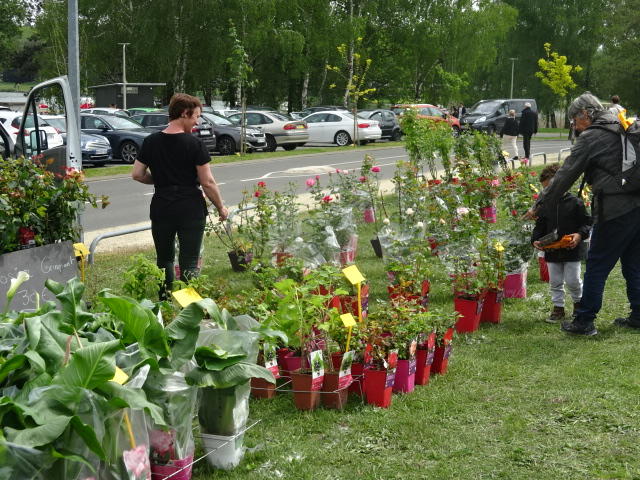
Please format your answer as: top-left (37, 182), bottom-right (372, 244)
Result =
top-left (519, 102), bottom-right (538, 162)
top-left (525, 92), bottom-right (640, 336)
top-left (531, 164), bottom-right (592, 323)
top-left (500, 109), bottom-right (520, 160)
top-left (609, 95), bottom-right (625, 115)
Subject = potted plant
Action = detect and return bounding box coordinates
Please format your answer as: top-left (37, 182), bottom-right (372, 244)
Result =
top-left (361, 318), bottom-right (395, 408)
top-left (431, 312), bottom-right (459, 375)
top-left (479, 236), bottom-right (507, 324)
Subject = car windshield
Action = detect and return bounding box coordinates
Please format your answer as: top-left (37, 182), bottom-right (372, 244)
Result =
top-left (271, 113), bottom-right (291, 121)
top-left (105, 115), bottom-right (143, 129)
top-left (358, 110), bottom-right (373, 118)
top-left (45, 117), bottom-right (66, 132)
top-left (469, 101), bottom-right (503, 115)
top-left (203, 113), bottom-right (233, 126)
top-left (390, 107), bottom-right (408, 116)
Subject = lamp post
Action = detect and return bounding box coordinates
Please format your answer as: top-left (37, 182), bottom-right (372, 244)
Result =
top-left (118, 43), bottom-right (130, 109)
top-left (509, 57), bottom-right (518, 99)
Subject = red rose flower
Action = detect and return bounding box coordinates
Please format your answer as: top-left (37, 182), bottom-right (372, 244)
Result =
top-left (254, 191), bottom-right (261, 197)
top-left (322, 195), bottom-right (333, 203)
top-left (257, 181), bottom-right (266, 187)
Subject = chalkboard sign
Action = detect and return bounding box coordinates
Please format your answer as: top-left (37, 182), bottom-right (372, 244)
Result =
top-left (0, 241), bottom-right (77, 312)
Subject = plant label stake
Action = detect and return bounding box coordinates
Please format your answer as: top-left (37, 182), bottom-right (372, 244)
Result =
top-left (73, 242), bottom-right (89, 282)
top-left (109, 367), bottom-right (136, 449)
top-left (310, 349), bottom-right (324, 390)
top-left (340, 313), bottom-right (357, 352)
top-left (342, 265), bottom-right (366, 322)
top-left (172, 287), bottom-right (203, 307)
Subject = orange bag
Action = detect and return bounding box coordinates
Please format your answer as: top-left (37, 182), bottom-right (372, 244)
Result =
top-left (543, 234), bottom-right (573, 250)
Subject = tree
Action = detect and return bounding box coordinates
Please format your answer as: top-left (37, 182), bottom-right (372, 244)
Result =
top-left (0, 0), bottom-right (26, 70)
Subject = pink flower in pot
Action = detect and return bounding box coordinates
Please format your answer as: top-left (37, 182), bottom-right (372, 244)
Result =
top-left (123, 444), bottom-right (151, 479)
top-left (306, 178), bottom-right (316, 187)
top-left (150, 429), bottom-right (174, 457)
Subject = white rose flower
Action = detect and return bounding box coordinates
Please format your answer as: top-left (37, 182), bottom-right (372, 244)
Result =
top-left (416, 221), bottom-right (425, 228)
top-left (294, 237), bottom-right (304, 243)
top-left (342, 169), bottom-right (349, 174)
top-left (456, 207), bottom-right (470, 215)
top-left (382, 218), bottom-right (390, 225)
top-left (405, 208), bottom-right (415, 215)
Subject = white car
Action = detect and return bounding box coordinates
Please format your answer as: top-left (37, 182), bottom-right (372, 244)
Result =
top-left (0, 111), bottom-right (64, 148)
top-left (227, 110), bottom-right (309, 151)
top-left (80, 107), bottom-right (130, 117)
top-left (302, 110), bottom-right (381, 146)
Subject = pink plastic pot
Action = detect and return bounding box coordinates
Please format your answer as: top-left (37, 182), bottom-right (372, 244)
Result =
top-left (392, 358), bottom-right (416, 393)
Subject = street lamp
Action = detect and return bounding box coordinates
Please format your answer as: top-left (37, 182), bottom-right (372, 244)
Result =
top-left (509, 57), bottom-right (518, 99)
top-left (118, 43), bottom-right (130, 109)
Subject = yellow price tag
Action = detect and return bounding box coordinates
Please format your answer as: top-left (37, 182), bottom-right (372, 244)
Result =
top-left (110, 366), bottom-right (129, 385)
top-left (172, 287), bottom-right (203, 307)
top-left (73, 242), bottom-right (89, 258)
top-left (342, 265), bottom-right (365, 285)
top-left (340, 313), bottom-right (357, 328)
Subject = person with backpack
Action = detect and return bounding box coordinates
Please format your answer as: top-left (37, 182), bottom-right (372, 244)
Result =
top-left (519, 102), bottom-right (538, 162)
top-left (531, 164), bottom-right (592, 323)
top-left (525, 92), bottom-right (640, 336)
top-left (500, 109), bottom-right (520, 159)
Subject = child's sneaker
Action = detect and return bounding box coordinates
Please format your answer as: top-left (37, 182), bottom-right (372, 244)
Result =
top-left (546, 306), bottom-right (565, 323)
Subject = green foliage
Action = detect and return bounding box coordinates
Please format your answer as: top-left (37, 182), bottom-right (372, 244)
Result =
top-left (536, 43), bottom-right (582, 102)
top-left (121, 254), bottom-right (165, 301)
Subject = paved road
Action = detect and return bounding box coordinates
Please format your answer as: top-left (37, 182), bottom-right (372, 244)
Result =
top-left (83, 139), bottom-right (572, 232)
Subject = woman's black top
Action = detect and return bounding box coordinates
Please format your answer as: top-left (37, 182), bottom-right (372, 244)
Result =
top-left (500, 117), bottom-right (519, 137)
top-left (138, 132), bottom-right (210, 221)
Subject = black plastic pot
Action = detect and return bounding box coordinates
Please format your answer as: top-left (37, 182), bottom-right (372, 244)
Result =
top-left (227, 251), bottom-right (249, 272)
top-left (370, 237), bottom-right (383, 258)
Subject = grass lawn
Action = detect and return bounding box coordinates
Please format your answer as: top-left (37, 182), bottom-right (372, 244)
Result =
top-left (0, 81), bottom-right (36, 93)
top-left (85, 217), bottom-right (640, 480)
top-left (539, 127), bottom-right (571, 135)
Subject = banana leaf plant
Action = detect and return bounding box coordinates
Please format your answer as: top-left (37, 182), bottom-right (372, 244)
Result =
top-left (0, 277), bottom-right (164, 479)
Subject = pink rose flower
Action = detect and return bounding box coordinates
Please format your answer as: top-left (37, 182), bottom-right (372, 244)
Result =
top-left (322, 195), bottom-right (333, 203)
top-left (359, 176), bottom-right (367, 183)
top-left (371, 166), bottom-right (381, 173)
top-left (123, 445), bottom-right (151, 479)
top-left (305, 178), bottom-right (315, 187)
top-left (150, 429), bottom-right (174, 455)
top-left (257, 181), bottom-right (266, 187)
top-left (490, 179), bottom-right (500, 187)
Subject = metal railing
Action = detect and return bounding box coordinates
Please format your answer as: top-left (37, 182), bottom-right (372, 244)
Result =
top-left (510, 151), bottom-right (547, 169)
top-left (87, 205), bottom-right (257, 264)
top-left (557, 147), bottom-right (571, 163)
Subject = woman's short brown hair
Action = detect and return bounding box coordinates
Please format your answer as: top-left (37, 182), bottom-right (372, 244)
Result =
top-left (168, 93), bottom-right (202, 120)
top-left (539, 163), bottom-right (560, 183)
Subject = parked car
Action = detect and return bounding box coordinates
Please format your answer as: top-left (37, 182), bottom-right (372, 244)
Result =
top-left (227, 110), bottom-right (308, 151)
top-left (0, 111), bottom-right (65, 148)
top-left (130, 112), bottom-right (217, 153)
top-left (127, 107), bottom-right (162, 115)
top-left (460, 98), bottom-right (538, 134)
top-left (81, 107), bottom-right (130, 117)
top-left (0, 121), bottom-right (14, 159)
top-left (302, 110), bottom-right (381, 146)
top-left (42, 114), bottom-right (112, 166)
top-left (391, 103), bottom-right (461, 135)
top-left (357, 109), bottom-right (401, 141)
top-left (213, 109), bottom-right (240, 118)
top-left (80, 113), bottom-right (155, 163)
top-left (200, 112), bottom-right (267, 155)
top-left (300, 105), bottom-right (349, 117)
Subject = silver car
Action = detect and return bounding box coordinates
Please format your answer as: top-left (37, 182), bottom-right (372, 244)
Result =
top-left (227, 111), bottom-right (308, 152)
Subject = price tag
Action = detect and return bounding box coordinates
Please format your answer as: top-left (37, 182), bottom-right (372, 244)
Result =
top-left (110, 366), bottom-right (129, 385)
top-left (340, 313), bottom-right (357, 328)
top-left (309, 350), bottom-right (324, 390)
top-left (171, 287), bottom-right (203, 307)
top-left (338, 351), bottom-right (354, 389)
top-left (342, 265), bottom-right (365, 285)
top-left (263, 343), bottom-right (280, 378)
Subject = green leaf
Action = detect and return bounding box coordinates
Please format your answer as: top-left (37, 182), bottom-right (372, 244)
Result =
top-left (186, 362), bottom-right (275, 389)
top-left (26, 314), bottom-right (70, 373)
top-left (50, 448), bottom-right (96, 474)
top-left (70, 416), bottom-right (105, 460)
top-left (0, 355), bottom-right (26, 385)
top-left (165, 301), bottom-right (206, 369)
top-left (53, 340), bottom-right (120, 389)
top-left (46, 278), bottom-right (94, 331)
top-left (97, 381), bottom-right (166, 426)
top-left (98, 292), bottom-right (150, 341)
top-left (4, 415), bottom-right (71, 448)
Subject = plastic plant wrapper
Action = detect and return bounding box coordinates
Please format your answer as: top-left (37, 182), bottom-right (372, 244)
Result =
top-left (287, 235), bottom-right (328, 269)
top-left (199, 382), bottom-right (251, 436)
top-left (146, 368), bottom-right (197, 465)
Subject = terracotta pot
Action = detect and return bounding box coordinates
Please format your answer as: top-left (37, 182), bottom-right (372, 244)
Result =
top-left (331, 352), bottom-right (343, 370)
top-left (250, 377), bottom-right (276, 399)
top-left (363, 368), bottom-right (393, 408)
top-left (480, 289), bottom-right (503, 324)
top-left (278, 352), bottom-right (301, 377)
top-left (349, 362), bottom-right (365, 395)
top-left (392, 359), bottom-right (416, 393)
top-left (454, 296), bottom-right (483, 333)
top-left (290, 370), bottom-right (322, 411)
top-left (370, 237), bottom-right (383, 258)
top-left (321, 372), bottom-right (349, 410)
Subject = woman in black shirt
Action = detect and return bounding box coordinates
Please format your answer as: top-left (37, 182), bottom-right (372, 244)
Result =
top-left (500, 109), bottom-right (520, 160)
top-left (132, 93), bottom-right (228, 295)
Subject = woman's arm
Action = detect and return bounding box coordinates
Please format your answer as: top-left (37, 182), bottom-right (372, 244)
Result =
top-left (132, 160), bottom-right (153, 184)
top-left (197, 163), bottom-right (228, 221)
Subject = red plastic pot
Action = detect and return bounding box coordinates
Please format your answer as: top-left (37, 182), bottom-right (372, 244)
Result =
top-left (415, 332), bottom-right (436, 385)
top-left (290, 370), bottom-right (322, 411)
top-left (321, 372), bottom-right (349, 409)
top-left (538, 256), bottom-right (550, 283)
top-left (480, 289), bottom-right (503, 324)
top-left (363, 368), bottom-right (393, 408)
top-left (337, 284), bottom-right (370, 318)
top-left (454, 296), bottom-right (483, 333)
top-left (480, 205), bottom-right (497, 223)
top-left (250, 377), bottom-right (276, 399)
top-left (504, 268), bottom-right (528, 298)
top-left (431, 328), bottom-right (454, 375)
top-left (278, 353), bottom-right (301, 377)
top-left (387, 279), bottom-right (430, 309)
top-left (349, 362), bottom-right (365, 395)
top-left (393, 358), bottom-right (416, 393)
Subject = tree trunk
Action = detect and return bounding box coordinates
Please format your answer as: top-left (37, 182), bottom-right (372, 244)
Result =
top-left (301, 71), bottom-right (310, 109)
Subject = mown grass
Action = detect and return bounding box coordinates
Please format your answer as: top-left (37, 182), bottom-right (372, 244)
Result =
top-left (82, 142), bottom-right (404, 179)
top-left (84, 213), bottom-right (640, 480)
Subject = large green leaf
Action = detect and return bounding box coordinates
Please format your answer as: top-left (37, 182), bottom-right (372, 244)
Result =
top-left (4, 415), bottom-right (71, 448)
top-left (25, 314), bottom-right (71, 373)
top-left (14, 373), bottom-right (52, 404)
top-left (51, 448), bottom-right (96, 474)
top-left (193, 345), bottom-right (246, 371)
top-left (0, 355), bottom-right (26, 385)
top-left (52, 340), bottom-right (120, 390)
top-left (97, 381), bottom-right (165, 426)
top-left (98, 292), bottom-right (150, 342)
top-left (186, 362), bottom-right (275, 389)
top-left (45, 278), bottom-right (94, 331)
top-left (165, 301), bottom-right (207, 369)
top-left (69, 416), bottom-right (105, 460)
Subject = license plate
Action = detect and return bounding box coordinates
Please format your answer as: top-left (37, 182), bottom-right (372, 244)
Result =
top-left (296, 124), bottom-right (305, 129)
top-left (256, 140), bottom-right (265, 145)
top-left (199, 129), bottom-right (211, 136)
top-left (95, 149), bottom-right (108, 155)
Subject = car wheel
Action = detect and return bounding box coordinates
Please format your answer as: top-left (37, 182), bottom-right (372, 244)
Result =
top-left (120, 141), bottom-right (139, 164)
top-left (452, 126), bottom-right (461, 137)
top-left (334, 131), bottom-right (351, 147)
top-left (282, 144), bottom-right (297, 151)
top-left (296, 142), bottom-right (306, 147)
top-left (487, 125), bottom-right (496, 135)
top-left (217, 136), bottom-right (235, 155)
top-left (391, 129), bottom-right (402, 141)
top-left (265, 134), bottom-right (277, 152)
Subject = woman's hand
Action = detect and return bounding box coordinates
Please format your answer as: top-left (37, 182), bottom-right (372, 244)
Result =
top-left (218, 206), bottom-right (229, 222)
top-left (532, 241), bottom-right (544, 251)
top-left (568, 233), bottom-right (582, 249)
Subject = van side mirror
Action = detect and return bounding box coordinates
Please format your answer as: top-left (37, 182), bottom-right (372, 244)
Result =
top-left (29, 129), bottom-right (48, 151)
